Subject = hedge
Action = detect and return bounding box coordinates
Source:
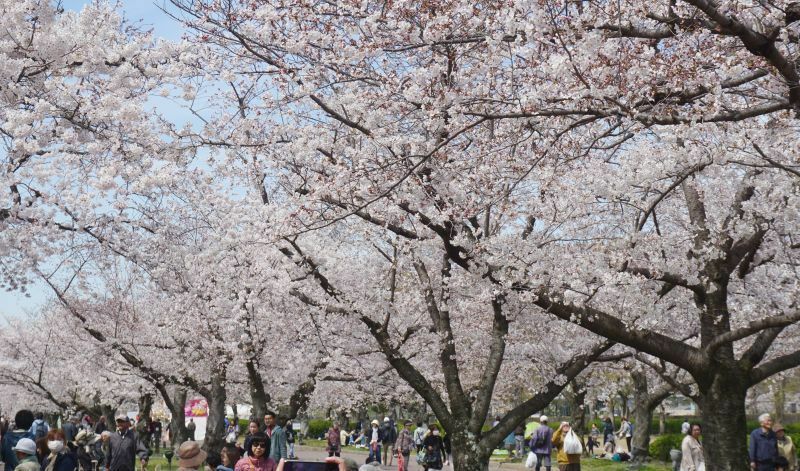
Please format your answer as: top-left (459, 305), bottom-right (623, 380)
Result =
top-left (649, 434), bottom-right (683, 462)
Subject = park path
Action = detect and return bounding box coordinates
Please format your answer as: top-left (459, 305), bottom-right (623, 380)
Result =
top-left (290, 445), bottom-right (528, 470)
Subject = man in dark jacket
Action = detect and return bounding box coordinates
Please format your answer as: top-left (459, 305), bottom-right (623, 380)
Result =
top-left (106, 416), bottom-right (149, 471)
top-left (750, 413), bottom-right (779, 471)
top-left (380, 418), bottom-right (397, 466)
top-left (0, 410), bottom-right (35, 471)
top-left (63, 415), bottom-right (81, 443)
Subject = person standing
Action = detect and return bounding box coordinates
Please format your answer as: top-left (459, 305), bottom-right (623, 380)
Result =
top-left (74, 430), bottom-right (104, 471)
top-left (394, 421), bottom-right (414, 471)
top-left (413, 423), bottom-right (427, 454)
top-left (94, 418), bottom-right (107, 436)
top-left (552, 422), bottom-right (581, 471)
top-left (63, 416), bottom-right (80, 444)
top-left (151, 420), bottom-right (162, 453)
top-left (284, 421), bottom-right (296, 460)
top-left (243, 422), bottom-right (260, 457)
top-left (381, 418), bottom-right (397, 466)
top-left (616, 417), bottom-right (632, 452)
top-left (530, 416), bottom-right (553, 471)
top-left (367, 420), bottom-right (383, 464)
top-left (750, 413), bottom-right (779, 471)
top-left (1, 410), bottom-right (35, 471)
top-left (40, 429), bottom-right (78, 471)
top-left (29, 414), bottom-right (49, 441)
top-left (514, 424), bottom-right (525, 458)
top-left (326, 423), bottom-right (342, 458)
top-left (421, 424), bottom-right (445, 471)
top-left (186, 419), bottom-right (196, 442)
top-left (602, 417), bottom-right (614, 445)
top-left (10, 438), bottom-right (39, 471)
top-left (588, 424), bottom-right (600, 456)
top-left (263, 412), bottom-right (287, 463)
top-left (680, 423), bottom-right (704, 471)
top-left (775, 423), bottom-right (797, 471)
top-left (106, 416), bottom-right (149, 471)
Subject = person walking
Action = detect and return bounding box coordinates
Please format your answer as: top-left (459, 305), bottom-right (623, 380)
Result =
top-left (235, 433), bottom-right (276, 471)
top-left (284, 421), bottom-right (296, 460)
top-left (413, 423), bottom-right (427, 454)
top-left (367, 420), bottom-right (383, 464)
top-left (775, 423), bottom-right (797, 471)
top-left (30, 414), bottom-right (49, 442)
top-left (421, 424), bottom-right (445, 471)
top-left (40, 429), bottom-right (78, 471)
top-left (381, 418), bottom-right (397, 466)
top-left (394, 421), bottom-right (414, 471)
top-left (10, 438), bottom-right (39, 471)
top-left (588, 424), bottom-right (600, 456)
top-left (750, 413), bottom-right (779, 471)
top-left (530, 416), bottom-right (553, 471)
top-left (602, 417), bottom-right (614, 445)
top-left (680, 423), bottom-right (704, 471)
top-left (176, 441), bottom-right (207, 471)
top-left (106, 416), bottom-right (149, 471)
top-left (263, 412), bottom-right (287, 463)
top-left (1, 410), bottom-right (35, 471)
top-left (552, 422), bottom-right (581, 471)
top-left (326, 423), bottom-right (342, 458)
top-left (616, 417), bottom-right (632, 452)
top-left (186, 419), bottom-right (196, 442)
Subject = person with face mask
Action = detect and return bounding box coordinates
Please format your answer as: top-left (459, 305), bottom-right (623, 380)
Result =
top-left (394, 421), bottom-right (414, 471)
top-left (40, 430), bottom-right (77, 471)
top-left (106, 416), bottom-right (148, 471)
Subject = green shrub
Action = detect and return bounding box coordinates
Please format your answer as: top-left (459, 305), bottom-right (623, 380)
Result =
top-left (307, 419), bottom-right (333, 439)
top-left (649, 434), bottom-right (683, 462)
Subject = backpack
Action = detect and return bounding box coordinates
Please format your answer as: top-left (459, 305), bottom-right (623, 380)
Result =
top-left (34, 421), bottom-right (47, 440)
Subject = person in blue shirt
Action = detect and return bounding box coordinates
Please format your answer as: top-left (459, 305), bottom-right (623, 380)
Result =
top-left (749, 413), bottom-right (779, 471)
top-left (0, 410), bottom-right (35, 471)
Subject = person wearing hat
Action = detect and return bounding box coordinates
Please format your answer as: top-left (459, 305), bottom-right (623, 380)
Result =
top-left (234, 433), bottom-right (276, 471)
top-left (10, 438), bottom-right (38, 471)
top-left (176, 441), bottom-right (207, 471)
top-left (394, 421), bottom-right (414, 471)
top-left (775, 423), bottom-right (797, 471)
top-left (367, 420), bottom-right (384, 464)
top-left (106, 415), bottom-right (149, 471)
top-left (530, 415), bottom-right (553, 471)
top-left (41, 429), bottom-right (78, 471)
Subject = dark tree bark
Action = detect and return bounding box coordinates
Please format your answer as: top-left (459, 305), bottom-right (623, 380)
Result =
top-left (629, 370), bottom-right (672, 462)
top-left (201, 367), bottom-right (228, 453)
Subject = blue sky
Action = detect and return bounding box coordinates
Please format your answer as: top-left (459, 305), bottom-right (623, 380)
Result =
top-left (0, 1), bottom-right (186, 319)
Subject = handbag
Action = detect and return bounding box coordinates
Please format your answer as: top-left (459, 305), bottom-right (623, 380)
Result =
top-left (564, 430), bottom-right (583, 454)
top-left (416, 449), bottom-right (427, 465)
top-left (525, 451), bottom-right (538, 469)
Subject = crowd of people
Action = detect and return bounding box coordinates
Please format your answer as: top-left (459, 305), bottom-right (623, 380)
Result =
top-left (3, 406), bottom-right (800, 471)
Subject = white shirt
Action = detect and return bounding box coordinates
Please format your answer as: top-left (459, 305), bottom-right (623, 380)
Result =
top-left (371, 428), bottom-right (379, 443)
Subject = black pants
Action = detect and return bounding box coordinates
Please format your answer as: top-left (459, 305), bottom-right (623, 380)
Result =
top-left (626, 437), bottom-right (631, 451)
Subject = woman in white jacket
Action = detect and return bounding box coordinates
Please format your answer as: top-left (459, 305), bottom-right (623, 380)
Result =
top-left (680, 423), bottom-right (705, 471)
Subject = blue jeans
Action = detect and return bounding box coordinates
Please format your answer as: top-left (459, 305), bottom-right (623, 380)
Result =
top-left (369, 444), bottom-right (382, 463)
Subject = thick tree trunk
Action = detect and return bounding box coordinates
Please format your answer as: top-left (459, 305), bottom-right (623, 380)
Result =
top-left (202, 371), bottom-right (228, 453)
top-left (696, 371), bottom-right (749, 471)
top-left (167, 387), bottom-right (188, 448)
top-left (450, 434), bottom-right (491, 471)
top-left (245, 359), bottom-right (269, 422)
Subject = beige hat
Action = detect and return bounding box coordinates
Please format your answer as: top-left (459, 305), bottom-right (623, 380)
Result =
top-left (371, 419), bottom-right (379, 426)
top-left (178, 441), bottom-right (207, 469)
top-left (774, 423), bottom-right (786, 432)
